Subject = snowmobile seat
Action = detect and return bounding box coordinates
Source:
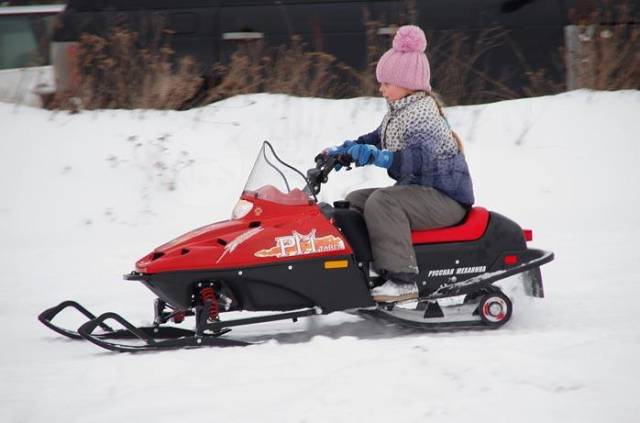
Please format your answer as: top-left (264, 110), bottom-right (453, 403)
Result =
top-left (411, 207), bottom-right (489, 245)
top-left (325, 204), bottom-right (489, 260)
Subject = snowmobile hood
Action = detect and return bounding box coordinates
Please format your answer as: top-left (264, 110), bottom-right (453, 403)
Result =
top-left (134, 220), bottom-right (245, 272)
top-left (158, 220), bottom-right (247, 252)
top-left (134, 197), bottom-right (351, 274)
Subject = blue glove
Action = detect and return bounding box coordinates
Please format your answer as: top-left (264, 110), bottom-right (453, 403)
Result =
top-left (326, 140), bottom-right (356, 156)
top-left (316, 141), bottom-right (355, 162)
top-left (347, 144), bottom-right (394, 168)
top-left (321, 140), bottom-right (357, 172)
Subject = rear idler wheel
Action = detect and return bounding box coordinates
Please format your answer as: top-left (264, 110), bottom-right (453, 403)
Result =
top-left (478, 291), bottom-right (512, 327)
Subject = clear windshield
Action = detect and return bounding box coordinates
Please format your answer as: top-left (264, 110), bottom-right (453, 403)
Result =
top-left (242, 142), bottom-right (313, 206)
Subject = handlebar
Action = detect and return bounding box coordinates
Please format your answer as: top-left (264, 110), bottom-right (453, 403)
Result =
top-left (306, 153), bottom-right (353, 196)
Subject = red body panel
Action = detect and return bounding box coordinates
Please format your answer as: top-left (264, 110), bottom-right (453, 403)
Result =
top-left (411, 207), bottom-right (489, 244)
top-left (135, 190), bottom-right (490, 274)
top-left (136, 194), bottom-right (352, 274)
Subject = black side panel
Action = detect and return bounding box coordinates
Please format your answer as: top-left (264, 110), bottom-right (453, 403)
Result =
top-left (414, 212), bottom-right (527, 294)
top-left (141, 255), bottom-right (375, 312)
top-left (331, 208), bottom-right (373, 263)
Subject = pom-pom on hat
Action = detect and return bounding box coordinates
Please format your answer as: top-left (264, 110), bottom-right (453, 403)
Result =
top-left (376, 25), bottom-right (431, 91)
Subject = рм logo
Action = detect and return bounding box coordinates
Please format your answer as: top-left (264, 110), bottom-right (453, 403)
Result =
top-left (255, 229), bottom-right (345, 258)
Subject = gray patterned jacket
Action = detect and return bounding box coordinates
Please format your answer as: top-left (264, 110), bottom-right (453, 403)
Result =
top-left (356, 92), bottom-right (474, 206)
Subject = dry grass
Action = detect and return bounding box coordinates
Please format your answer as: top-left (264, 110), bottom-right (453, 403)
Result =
top-left (49, 0), bottom-right (638, 111)
top-left (428, 27), bottom-right (525, 105)
top-left (51, 21), bottom-right (202, 111)
top-left (203, 36), bottom-right (356, 103)
top-left (566, 1), bottom-right (639, 90)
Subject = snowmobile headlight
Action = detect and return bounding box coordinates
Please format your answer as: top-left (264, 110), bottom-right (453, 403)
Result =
top-left (231, 199), bottom-right (254, 220)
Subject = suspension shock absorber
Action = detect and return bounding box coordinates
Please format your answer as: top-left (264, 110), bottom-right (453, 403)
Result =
top-left (199, 286), bottom-right (220, 321)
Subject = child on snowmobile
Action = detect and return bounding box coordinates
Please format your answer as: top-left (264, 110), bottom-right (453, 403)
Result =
top-left (322, 25), bottom-right (474, 302)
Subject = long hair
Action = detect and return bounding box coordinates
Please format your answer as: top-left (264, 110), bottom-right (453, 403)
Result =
top-left (426, 91), bottom-right (465, 154)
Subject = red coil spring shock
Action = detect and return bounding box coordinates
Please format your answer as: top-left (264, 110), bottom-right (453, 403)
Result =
top-left (199, 287), bottom-right (219, 320)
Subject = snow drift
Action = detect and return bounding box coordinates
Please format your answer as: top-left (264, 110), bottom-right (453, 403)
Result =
top-left (1, 90), bottom-right (639, 422)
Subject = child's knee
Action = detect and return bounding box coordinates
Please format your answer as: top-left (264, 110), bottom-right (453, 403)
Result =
top-left (363, 190), bottom-right (393, 218)
top-left (345, 191), bottom-right (359, 204)
top-left (345, 191), bottom-right (365, 212)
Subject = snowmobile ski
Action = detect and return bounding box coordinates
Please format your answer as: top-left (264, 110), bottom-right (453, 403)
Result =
top-left (77, 312), bottom-right (248, 352)
top-left (38, 300), bottom-right (198, 341)
top-left (74, 307), bottom-right (321, 352)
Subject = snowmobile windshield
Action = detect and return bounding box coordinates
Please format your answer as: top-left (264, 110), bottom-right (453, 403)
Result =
top-left (242, 141), bottom-right (312, 206)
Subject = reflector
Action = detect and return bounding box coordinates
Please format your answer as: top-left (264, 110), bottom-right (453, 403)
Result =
top-left (504, 255), bottom-right (518, 265)
top-left (324, 260), bottom-right (349, 269)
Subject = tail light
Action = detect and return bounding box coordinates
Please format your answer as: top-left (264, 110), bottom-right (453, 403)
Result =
top-left (523, 229), bottom-right (533, 242)
top-left (504, 255), bottom-right (518, 265)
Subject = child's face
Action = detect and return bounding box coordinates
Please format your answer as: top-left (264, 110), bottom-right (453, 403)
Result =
top-left (379, 83), bottom-right (414, 102)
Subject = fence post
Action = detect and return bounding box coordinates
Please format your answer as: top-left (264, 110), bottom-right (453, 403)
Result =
top-left (565, 24), bottom-right (596, 90)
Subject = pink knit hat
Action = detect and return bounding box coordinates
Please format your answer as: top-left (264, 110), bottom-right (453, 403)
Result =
top-left (376, 25), bottom-right (431, 91)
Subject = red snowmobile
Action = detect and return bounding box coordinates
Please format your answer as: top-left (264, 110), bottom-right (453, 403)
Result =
top-left (39, 141), bottom-right (554, 352)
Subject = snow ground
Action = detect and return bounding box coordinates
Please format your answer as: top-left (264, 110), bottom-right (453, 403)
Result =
top-left (1, 90), bottom-right (639, 422)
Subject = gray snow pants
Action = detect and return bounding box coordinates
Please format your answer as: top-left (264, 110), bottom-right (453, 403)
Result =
top-left (345, 185), bottom-right (467, 274)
